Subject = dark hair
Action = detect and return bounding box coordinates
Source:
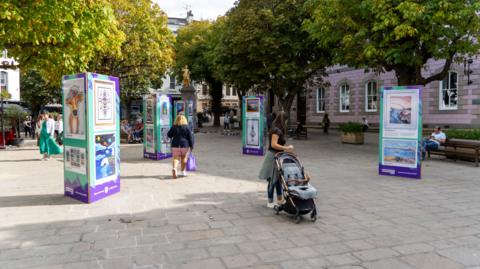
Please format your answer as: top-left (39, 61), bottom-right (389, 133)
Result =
top-left (270, 111), bottom-right (287, 134)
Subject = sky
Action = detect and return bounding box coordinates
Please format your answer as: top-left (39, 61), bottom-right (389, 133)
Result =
top-left (156, 0), bottom-right (236, 20)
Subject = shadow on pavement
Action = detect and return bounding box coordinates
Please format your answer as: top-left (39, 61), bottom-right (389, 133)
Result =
top-left (0, 194), bottom-right (83, 208)
top-left (0, 158), bottom-right (44, 162)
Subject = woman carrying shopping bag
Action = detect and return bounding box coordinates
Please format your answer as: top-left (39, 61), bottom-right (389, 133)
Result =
top-left (167, 114), bottom-right (194, 179)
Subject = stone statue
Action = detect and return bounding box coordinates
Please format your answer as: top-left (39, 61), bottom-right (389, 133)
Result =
top-left (182, 65), bottom-right (191, 87)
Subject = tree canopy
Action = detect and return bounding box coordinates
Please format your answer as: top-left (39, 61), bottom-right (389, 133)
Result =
top-left (214, 0), bottom-right (330, 112)
top-left (20, 70), bottom-right (61, 116)
top-left (89, 0), bottom-right (174, 112)
top-left (0, 0), bottom-right (124, 83)
top-left (304, 0), bottom-right (480, 85)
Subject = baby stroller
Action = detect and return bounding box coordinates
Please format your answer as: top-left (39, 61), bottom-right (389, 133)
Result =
top-left (273, 152), bottom-right (318, 223)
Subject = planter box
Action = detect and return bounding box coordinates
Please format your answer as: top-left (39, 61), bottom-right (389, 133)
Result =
top-left (341, 132), bottom-right (364, 144)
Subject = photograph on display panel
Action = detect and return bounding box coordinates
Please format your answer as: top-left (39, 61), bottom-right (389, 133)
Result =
top-left (176, 101), bottom-right (185, 115)
top-left (246, 119), bottom-right (260, 147)
top-left (64, 78), bottom-right (85, 139)
top-left (246, 98), bottom-right (260, 113)
top-left (160, 100), bottom-right (170, 126)
top-left (65, 146), bottom-right (86, 175)
top-left (94, 80), bottom-right (116, 126)
top-left (382, 139), bottom-right (418, 168)
top-left (145, 126), bottom-right (155, 153)
top-left (384, 92), bottom-right (418, 130)
top-left (160, 127), bottom-right (171, 152)
top-left (95, 133), bottom-right (117, 182)
top-left (146, 97), bottom-right (154, 124)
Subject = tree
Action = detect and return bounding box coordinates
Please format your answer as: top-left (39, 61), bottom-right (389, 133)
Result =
top-left (89, 0), bottom-right (174, 119)
top-left (5, 105), bottom-right (27, 138)
top-left (304, 0), bottom-right (480, 85)
top-left (0, 0), bottom-right (124, 83)
top-left (20, 70), bottom-right (61, 117)
top-left (212, 0), bottom-right (330, 114)
top-left (175, 21), bottom-right (224, 126)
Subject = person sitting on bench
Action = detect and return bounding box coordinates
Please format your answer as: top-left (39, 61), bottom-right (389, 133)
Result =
top-left (422, 126), bottom-right (446, 160)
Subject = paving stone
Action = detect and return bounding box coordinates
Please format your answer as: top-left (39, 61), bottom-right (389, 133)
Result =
top-left (306, 257), bottom-right (330, 268)
top-left (179, 223), bottom-right (210, 231)
top-left (280, 260), bottom-right (312, 269)
top-left (257, 250), bottom-right (291, 263)
top-left (352, 247), bottom-right (399, 261)
top-left (313, 242), bottom-right (351, 255)
top-left (209, 244), bottom-right (241, 257)
top-left (167, 248), bottom-right (209, 263)
top-left (392, 243), bottom-right (435, 255)
top-left (237, 242), bottom-right (265, 254)
top-left (437, 247), bottom-right (480, 266)
top-left (179, 258), bottom-right (225, 269)
top-left (363, 258), bottom-right (414, 269)
top-left (401, 252), bottom-right (462, 269)
top-left (222, 254), bottom-right (259, 268)
top-left (344, 240), bottom-right (375, 251)
top-left (285, 246), bottom-right (318, 258)
top-left (326, 253), bottom-right (361, 266)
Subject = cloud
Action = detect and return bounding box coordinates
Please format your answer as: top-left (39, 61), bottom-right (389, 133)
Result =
top-left (156, 0), bottom-right (236, 20)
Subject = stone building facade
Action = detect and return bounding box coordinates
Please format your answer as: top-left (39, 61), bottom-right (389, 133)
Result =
top-left (292, 59), bottom-right (480, 128)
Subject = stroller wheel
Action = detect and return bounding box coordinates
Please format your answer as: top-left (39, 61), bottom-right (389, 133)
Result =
top-left (295, 215), bottom-right (301, 224)
top-left (311, 215), bottom-right (317, 222)
top-left (274, 205), bottom-right (280, 215)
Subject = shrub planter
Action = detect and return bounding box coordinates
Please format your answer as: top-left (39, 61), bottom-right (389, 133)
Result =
top-left (341, 132), bottom-right (364, 144)
top-left (339, 122), bottom-right (364, 145)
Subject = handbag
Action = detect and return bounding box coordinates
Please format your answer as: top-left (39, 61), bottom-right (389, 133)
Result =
top-left (186, 153), bottom-right (196, 171)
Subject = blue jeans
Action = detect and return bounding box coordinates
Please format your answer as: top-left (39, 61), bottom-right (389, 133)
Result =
top-left (422, 139), bottom-right (439, 159)
top-left (267, 178), bottom-right (282, 203)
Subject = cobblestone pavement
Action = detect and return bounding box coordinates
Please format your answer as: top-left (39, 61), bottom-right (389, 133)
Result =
top-left (1, 130), bottom-right (480, 269)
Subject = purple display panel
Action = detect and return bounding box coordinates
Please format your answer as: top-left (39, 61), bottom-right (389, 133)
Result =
top-left (89, 175), bottom-right (121, 203)
top-left (243, 147), bottom-right (265, 156)
top-left (242, 96), bottom-right (265, 156)
top-left (64, 176), bottom-right (89, 203)
top-left (378, 86), bottom-right (422, 179)
top-left (144, 151), bottom-right (172, 160)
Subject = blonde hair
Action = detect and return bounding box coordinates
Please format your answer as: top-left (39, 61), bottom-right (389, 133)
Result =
top-left (174, 115), bottom-right (188, 126)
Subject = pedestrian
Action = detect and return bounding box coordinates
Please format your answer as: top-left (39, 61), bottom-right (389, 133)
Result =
top-left (35, 114), bottom-right (44, 146)
top-left (258, 111), bottom-right (294, 208)
top-left (322, 113), bottom-right (330, 134)
top-left (362, 117), bottom-right (369, 132)
top-left (55, 114), bottom-right (63, 145)
top-left (167, 115), bottom-right (194, 179)
top-left (38, 112), bottom-right (62, 160)
top-left (223, 112), bottom-right (230, 130)
top-left (23, 116), bottom-right (32, 138)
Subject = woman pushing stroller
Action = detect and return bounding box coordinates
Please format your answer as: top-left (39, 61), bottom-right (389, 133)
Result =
top-left (259, 111), bottom-right (294, 208)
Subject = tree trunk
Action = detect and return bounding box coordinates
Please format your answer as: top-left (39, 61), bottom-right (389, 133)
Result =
top-left (278, 93), bottom-right (296, 122)
top-left (209, 79), bottom-right (223, 127)
top-left (237, 90), bottom-right (245, 130)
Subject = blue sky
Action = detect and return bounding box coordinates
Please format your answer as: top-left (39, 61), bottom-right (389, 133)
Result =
top-left (156, 0), bottom-right (236, 20)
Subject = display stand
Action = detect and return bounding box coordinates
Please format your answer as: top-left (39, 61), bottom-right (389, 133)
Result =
top-left (242, 96), bottom-right (265, 156)
top-left (62, 73), bottom-right (120, 203)
top-left (379, 86), bottom-right (423, 179)
top-left (144, 93), bottom-right (172, 160)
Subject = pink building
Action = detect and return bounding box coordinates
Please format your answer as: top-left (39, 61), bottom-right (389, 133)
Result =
top-left (291, 59), bottom-right (480, 128)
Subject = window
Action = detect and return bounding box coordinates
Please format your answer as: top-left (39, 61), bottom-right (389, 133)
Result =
top-left (365, 81), bottom-right (378, 112)
top-left (202, 84), bottom-right (208, 96)
top-left (316, 87), bottom-right (326, 113)
top-left (439, 71), bottom-right (458, 110)
top-left (339, 84), bottom-right (350, 112)
top-left (0, 71), bottom-right (7, 93)
top-left (233, 89), bottom-right (237, 96)
top-left (169, 75), bottom-right (176, 89)
top-left (226, 87), bottom-right (231, 96)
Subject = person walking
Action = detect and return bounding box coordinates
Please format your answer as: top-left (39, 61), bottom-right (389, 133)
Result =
top-left (362, 117), bottom-right (369, 132)
top-left (258, 111), bottom-right (294, 208)
top-left (39, 112), bottom-right (62, 160)
top-left (23, 116), bottom-right (32, 138)
top-left (35, 114), bottom-right (44, 145)
top-left (55, 114), bottom-right (63, 145)
top-left (322, 113), bottom-right (330, 134)
top-left (223, 112), bottom-right (230, 130)
top-left (167, 115), bottom-right (194, 179)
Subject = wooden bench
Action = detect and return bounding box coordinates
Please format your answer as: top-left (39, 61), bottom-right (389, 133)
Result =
top-left (428, 138), bottom-right (480, 167)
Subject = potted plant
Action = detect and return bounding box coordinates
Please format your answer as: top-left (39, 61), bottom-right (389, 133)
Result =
top-left (339, 122), bottom-right (364, 144)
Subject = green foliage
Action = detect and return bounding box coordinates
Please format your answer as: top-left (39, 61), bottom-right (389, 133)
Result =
top-left (20, 70), bottom-right (61, 116)
top-left (4, 105), bottom-right (27, 121)
top-left (445, 129), bottom-right (480, 141)
top-left (304, 0), bottom-right (480, 85)
top-left (339, 122), bottom-right (363, 133)
top-left (213, 0), bottom-right (330, 112)
top-left (90, 0), bottom-right (174, 106)
top-left (0, 0), bottom-right (125, 83)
